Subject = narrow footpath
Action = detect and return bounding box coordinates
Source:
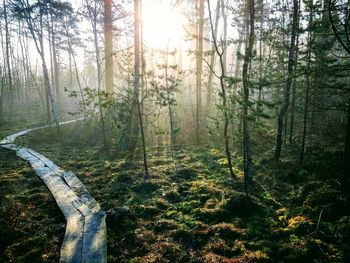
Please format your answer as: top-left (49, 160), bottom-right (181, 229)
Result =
top-left (0, 120), bottom-right (107, 263)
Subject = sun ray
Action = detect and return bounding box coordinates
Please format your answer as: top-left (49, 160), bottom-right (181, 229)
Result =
top-left (142, 0), bottom-right (185, 49)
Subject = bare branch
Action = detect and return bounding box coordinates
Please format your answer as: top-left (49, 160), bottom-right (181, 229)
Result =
top-left (202, 57), bottom-right (220, 79)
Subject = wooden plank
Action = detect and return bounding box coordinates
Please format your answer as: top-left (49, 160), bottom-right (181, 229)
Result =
top-left (62, 171), bottom-right (101, 213)
top-left (82, 212), bottom-right (107, 263)
top-left (60, 215), bottom-right (84, 263)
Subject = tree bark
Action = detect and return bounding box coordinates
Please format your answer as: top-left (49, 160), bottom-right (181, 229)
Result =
top-left (206, 0), bottom-right (220, 108)
top-left (343, 95), bottom-right (350, 185)
top-left (86, 0), bottom-right (107, 148)
top-left (104, 0), bottom-right (114, 94)
top-left (3, 0), bottom-right (14, 109)
top-left (242, 0), bottom-right (255, 192)
top-left (275, 0), bottom-right (299, 161)
top-left (52, 18), bottom-right (60, 105)
top-left (256, 3), bottom-right (264, 123)
top-left (300, 1), bottom-right (313, 163)
top-left (289, 3), bottom-right (300, 143)
top-left (232, 30), bottom-right (244, 115)
top-left (134, 0), bottom-right (149, 178)
top-left (196, 0), bottom-right (204, 144)
top-left (64, 25), bottom-right (86, 116)
top-left (220, 0), bottom-right (228, 72)
top-left (165, 47), bottom-right (176, 147)
top-left (47, 11), bottom-right (60, 107)
top-left (39, 32), bottom-right (59, 127)
top-left (207, 0), bottom-right (235, 179)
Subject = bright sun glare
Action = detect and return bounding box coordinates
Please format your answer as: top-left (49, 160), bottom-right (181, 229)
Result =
top-left (142, 1), bottom-right (185, 49)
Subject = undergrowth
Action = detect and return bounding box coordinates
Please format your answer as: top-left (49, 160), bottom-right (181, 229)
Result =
top-left (1, 122), bottom-right (349, 262)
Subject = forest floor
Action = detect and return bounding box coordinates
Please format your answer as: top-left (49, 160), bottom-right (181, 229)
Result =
top-left (1, 122), bottom-right (349, 263)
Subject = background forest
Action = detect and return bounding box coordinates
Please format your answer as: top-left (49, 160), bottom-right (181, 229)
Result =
top-left (0, 0), bottom-right (350, 262)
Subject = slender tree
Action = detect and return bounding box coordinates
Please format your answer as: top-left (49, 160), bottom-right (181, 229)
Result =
top-left (48, 11), bottom-right (60, 104)
top-left (300, 0), bottom-right (314, 163)
top-left (220, 0), bottom-right (228, 72)
top-left (242, 0), bottom-right (255, 192)
top-left (134, 0), bottom-right (149, 178)
top-left (275, 0), bottom-right (299, 160)
top-left (3, 0), bottom-right (14, 109)
top-left (84, 0), bottom-right (107, 147)
top-left (206, 0), bottom-right (220, 108)
top-left (207, 0), bottom-right (236, 179)
top-left (289, 1), bottom-right (301, 142)
top-left (104, 0), bottom-right (114, 94)
top-left (196, 0), bottom-right (204, 143)
top-left (165, 48), bottom-right (177, 147)
top-left (329, 0), bottom-right (350, 184)
top-left (12, 0), bottom-right (60, 127)
top-left (61, 15), bottom-right (86, 116)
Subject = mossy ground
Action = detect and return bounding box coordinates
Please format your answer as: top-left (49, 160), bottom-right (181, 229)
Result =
top-left (0, 148), bottom-right (65, 263)
top-left (1, 122), bottom-right (349, 262)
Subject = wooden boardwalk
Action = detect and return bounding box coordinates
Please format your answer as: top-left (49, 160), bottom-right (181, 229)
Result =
top-left (0, 121), bottom-right (107, 263)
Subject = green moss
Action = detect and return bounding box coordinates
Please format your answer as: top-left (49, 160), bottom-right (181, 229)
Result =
top-left (205, 237), bottom-right (239, 258)
top-left (177, 200), bottom-right (202, 213)
top-left (132, 205), bottom-right (162, 219)
top-left (164, 189), bottom-right (181, 203)
top-left (242, 250), bottom-right (270, 262)
top-left (151, 198), bottom-right (169, 210)
top-left (212, 223), bottom-right (245, 239)
top-left (0, 149), bottom-right (64, 262)
top-left (221, 193), bottom-right (265, 217)
top-left (193, 207), bottom-right (229, 223)
top-left (153, 219), bottom-right (179, 233)
top-left (3, 123), bottom-right (348, 263)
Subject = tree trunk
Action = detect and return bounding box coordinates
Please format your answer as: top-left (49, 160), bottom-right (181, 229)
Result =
top-left (90, 0), bottom-right (107, 148)
top-left (38, 12), bottom-right (59, 126)
top-left (48, 13), bottom-right (59, 109)
top-left (328, 0), bottom-right (350, 188)
top-left (48, 15), bottom-right (54, 101)
top-left (344, 95), bottom-right (350, 185)
top-left (289, 3), bottom-right (300, 143)
top-left (18, 20), bottom-right (30, 105)
top-left (275, 0), bottom-right (299, 161)
top-left (206, 0), bottom-right (220, 108)
top-left (0, 67), bottom-right (4, 121)
top-left (52, 22), bottom-right (60, 105)
top-left (220, 0), bottom-right (228, 72)
top-left (92, 9), bottom-right (102, 93)
top-left (289, 74), bottom-right (297, 142)
top-left (3, 0), bottom-right (14, 109)
top-left (65, 26), bottom-right (86, 116)
top-left (134, 0), bottom-right (149, 178)
top-left (40, 38), bottom-right (59, 127)
top-left (256, 4), bottom-right (264, 123)
top-left (284, 113), bottom-right (288, 145)
top-left (232, 30), bottom-right (244, 115)
top-left (196, 0), bottom-right (204, 144)
top-left (207, 0), bottom-right (235, 179)
top-left (69, 46), bottom-right (72, 88)
top-left (165, 47), bottom-right (176, 147)
top-left (242, 0), bottom-right (255, 192)
top-left (17, 1), bottom-right (60, 126)
top-left (300, 0), bottom-right (313, 163)
top-left (104, 0), bottom-right (114, 94)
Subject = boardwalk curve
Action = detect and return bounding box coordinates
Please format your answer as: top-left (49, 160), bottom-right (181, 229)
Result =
top-left (0, 120), bottom-right (107, 263)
